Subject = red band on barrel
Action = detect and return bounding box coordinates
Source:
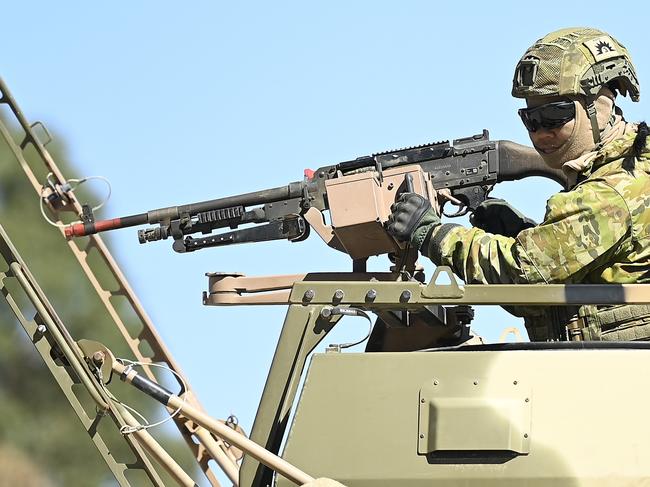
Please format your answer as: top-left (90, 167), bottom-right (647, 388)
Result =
top-left (64, 218), bottom-right (122, 238)
top-left (95, 218), bottom-right (122, 232)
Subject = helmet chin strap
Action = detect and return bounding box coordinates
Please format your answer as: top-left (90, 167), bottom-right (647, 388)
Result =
top-left (585, 98), bottom-right (601, 146)
top-left (584, 87), bottom-right (618, 147)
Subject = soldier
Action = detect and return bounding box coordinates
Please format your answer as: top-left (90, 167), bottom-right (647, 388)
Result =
top-left (387, 27), bottom-right (650, 341)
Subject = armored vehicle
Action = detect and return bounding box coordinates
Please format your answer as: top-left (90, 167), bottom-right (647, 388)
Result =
top-left (1, 77), bottom-right (649, 487)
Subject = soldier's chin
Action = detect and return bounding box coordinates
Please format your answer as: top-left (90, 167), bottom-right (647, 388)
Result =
top-left (535, 145), bottom-right (568, 169)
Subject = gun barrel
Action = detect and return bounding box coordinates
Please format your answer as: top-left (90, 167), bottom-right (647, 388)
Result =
top-left (175, 182), bottom-right (304, 216)
top-left (64, 182), bottom-right (305, 238)
top-left (64, 213), bottom-right (148, 238)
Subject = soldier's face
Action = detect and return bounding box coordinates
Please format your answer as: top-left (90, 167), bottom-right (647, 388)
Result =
top-left (523, 97), bottom-right (576, 154)
top-left (528, 121), bottom-right (576, 154)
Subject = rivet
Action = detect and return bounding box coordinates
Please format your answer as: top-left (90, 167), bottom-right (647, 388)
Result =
top-left (433, 380), bottom-right (439, 386)
top-left (419, 434), bottom-right (424, 439)
top-left (524, 433), bottom-right (528, 438)
top-left (36, 324), bottom-right (47, 334)
top-left (365, 289), bottom-right (377, 301)
top-left (320, 308), bottom-right (333, 319)
top-left (420, 398), bottom-right (425, 403)
top-left (400, 290), bottom-right (412, 302)
top-left (303, 289), bottom-right (315, 301)
top-left (525, 398), bottom-right (530, 403)
top-left (473, 380), bottom-right (479, 386)
top-left (333, 289), bottom-right (344, 301)
top-left (513, 380), bottom-right (518, 385)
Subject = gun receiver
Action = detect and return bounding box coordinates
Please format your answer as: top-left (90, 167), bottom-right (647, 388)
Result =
top-left (64, 130), bottom-right (565, 259)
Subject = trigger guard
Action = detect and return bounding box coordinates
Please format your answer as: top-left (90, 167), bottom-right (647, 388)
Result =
top-left (442, 205), bottom-right (469, 218)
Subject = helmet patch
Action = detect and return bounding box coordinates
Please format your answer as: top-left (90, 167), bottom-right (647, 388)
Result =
top-left (584, 36), bottom-right (620, 62)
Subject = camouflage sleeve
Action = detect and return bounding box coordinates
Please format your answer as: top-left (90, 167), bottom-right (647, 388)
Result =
top-left (425, 180), bottom-right (631, 284)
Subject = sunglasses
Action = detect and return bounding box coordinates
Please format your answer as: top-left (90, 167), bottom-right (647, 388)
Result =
top-left (518, 100), bottom-right (576, 132)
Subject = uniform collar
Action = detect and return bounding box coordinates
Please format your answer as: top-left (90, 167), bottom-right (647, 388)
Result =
top-left (563, 122), bottom-right (639, 186)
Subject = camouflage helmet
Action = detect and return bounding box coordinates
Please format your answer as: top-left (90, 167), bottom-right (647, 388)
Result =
top-left (512, 27), bottom-right (640, 102)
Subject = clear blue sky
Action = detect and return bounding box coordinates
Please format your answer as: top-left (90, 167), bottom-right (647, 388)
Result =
top-left (3, 2), bottom-right (648, 485)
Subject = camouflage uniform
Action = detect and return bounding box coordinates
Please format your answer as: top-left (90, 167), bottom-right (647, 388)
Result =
top-left (424, 129), bottom-right (650, 340)
top-left (386, 28), bottom-right (649, 340)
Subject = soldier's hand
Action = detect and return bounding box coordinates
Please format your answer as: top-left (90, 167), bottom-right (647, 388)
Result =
top-left (469, 198), bottom-right (536, 237)
top-left (386, 192), bottom-right (441, 249)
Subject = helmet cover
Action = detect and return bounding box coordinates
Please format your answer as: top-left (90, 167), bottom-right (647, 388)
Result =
top-left (512, 27), bottom-right (640, 102)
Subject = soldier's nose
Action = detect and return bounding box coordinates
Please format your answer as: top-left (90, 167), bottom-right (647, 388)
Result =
top-left (534, 128), bottom-right (556, 140)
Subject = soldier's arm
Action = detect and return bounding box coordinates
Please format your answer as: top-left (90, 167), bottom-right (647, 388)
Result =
top-left (423, 181), bottom-right (631, 284)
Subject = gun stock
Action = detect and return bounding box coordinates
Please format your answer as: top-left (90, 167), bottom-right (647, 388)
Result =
top-left (496, 140), bottom-right (567, 186)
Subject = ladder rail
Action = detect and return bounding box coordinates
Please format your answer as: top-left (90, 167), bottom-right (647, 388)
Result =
top-left (0, 225), bottom-right (169, 487)
top-left (0, 77), bottom-right (238, 485)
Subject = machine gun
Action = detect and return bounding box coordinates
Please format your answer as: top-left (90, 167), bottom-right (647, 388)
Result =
top-left (64, 130), bottom-right (566, 261)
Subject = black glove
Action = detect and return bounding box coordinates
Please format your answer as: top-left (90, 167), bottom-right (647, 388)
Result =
top-left (386, 193), bottom-right (441, 249)
top-left (469, 198), bottom-right (536, 237)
